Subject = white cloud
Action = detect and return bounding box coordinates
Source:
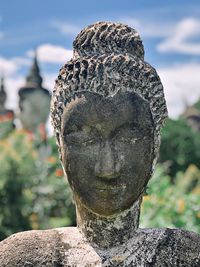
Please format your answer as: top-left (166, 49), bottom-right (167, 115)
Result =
top-left (0, 56), bottom-right (29, 110)
top-left (43, 72), bottom-right (57, 92)
top-left (12, 57), bottom-right (30, 66)
top-left (5, 76), bottom-right (24, 110)
top-left (0, 56), bottom-right (31, 76)
top-left (157, 18), bottom-right (200, 55)
top-left (0, 57), bottom-right (19, 75)
top-left (158, 63), bottom-right (200, 118)
top-left (27, 44), bottom-right (73, 64)
top-left (52, 21), bottom-right (80, 36)
top-left (121, 17), bottom-right (200, 56)
top-left (120, 17), bottom-right (172, 38)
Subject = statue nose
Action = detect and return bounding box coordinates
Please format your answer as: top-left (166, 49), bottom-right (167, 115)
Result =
top-left (95, 141), bottom-right (120, 179)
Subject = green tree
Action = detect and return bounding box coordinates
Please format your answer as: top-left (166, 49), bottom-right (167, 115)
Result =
top-left (193, 99), bottom-right (200, 111)
top-left (141, 165), bottom-right (200, 233)
top-left (0, 130), bottom-right (75, 241)
top-left (159, 118), bottom-right (200, 178)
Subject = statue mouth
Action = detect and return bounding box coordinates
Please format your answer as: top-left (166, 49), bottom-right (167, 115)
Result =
top-left (92, 175), bottom-right (126, 190)
top-left (95, 173), bottom-right (121, 180)
top-left (94, 183), bottom-right (127, 191)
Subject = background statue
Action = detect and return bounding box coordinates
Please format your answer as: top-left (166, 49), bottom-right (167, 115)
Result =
top-left (0, 22), bottom-right (200, 267)
top-left (18, 52), bottom-right (50, 135)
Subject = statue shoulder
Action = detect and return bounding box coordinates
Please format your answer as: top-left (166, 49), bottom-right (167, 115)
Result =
top-left (0, 227), bottom-right (101, 267)
top-left (139, 228), bottom-right (200, 266)
top-left (0, 229), bottom-right (64, 267)
top-left (160, 228), bottom-right (200, 266)
top-left (56, 227), bottom-right (102, 266)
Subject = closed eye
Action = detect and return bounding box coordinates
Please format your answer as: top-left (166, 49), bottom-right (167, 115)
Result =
top-left (64, 131), bottom-right (97, 146)
top-left (118, 136), bottom-right (140, 144)
top-left (111, 123), bottom-right (142, 141)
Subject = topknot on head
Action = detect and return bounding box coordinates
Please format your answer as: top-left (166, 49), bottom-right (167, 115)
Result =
top-left (73, 21), bottom-right (144, 60)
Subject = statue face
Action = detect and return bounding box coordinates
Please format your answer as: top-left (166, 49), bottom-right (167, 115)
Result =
top-left (60, 91), bottom-right (154, 216)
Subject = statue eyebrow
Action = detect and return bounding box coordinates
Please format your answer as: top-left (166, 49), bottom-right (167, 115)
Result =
top-left (62, 122), bottom-right (83, 136)
top-left (62, 107), bottom-right (90, 136)
top-left (109, 122), bottom-right (138, 137)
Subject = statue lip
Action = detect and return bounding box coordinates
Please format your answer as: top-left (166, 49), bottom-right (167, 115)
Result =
top-left (93, 175), bottom-right (125, 190)
top-left (96, 173), bottom-right (121, 180)
top-left (94, 182), bottom-right (127, 190)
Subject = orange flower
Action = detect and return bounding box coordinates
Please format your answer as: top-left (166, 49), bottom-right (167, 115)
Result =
top-left (0, 111), bottom-right (14, 122)
top-left (38, 123), bottom-right (47, 141)
top-left (177, 199), bottom-right (185, 213)
top-left (192, 187), bottom-right (200, 195)
top-left (196, 212), bottom-right (200, 219)
top-left (30, 213), bottom-right (39, 230)
top-left (47, 156), bottom-right (57, 164)
top-left (143, 195), bottom-right (151, 201)
top-left (55, 168), bottom-right (64, 177)
top-left (26, 131), bottom-right (35, 142)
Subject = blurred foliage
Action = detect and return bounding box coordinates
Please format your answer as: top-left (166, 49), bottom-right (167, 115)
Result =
top-left (193, 100), bottom-right (200, 111)
top-left (159, 118), bottom-right (200, 177)
top-left (141, 164), bottom-right (200, 233)
top-left (0, 130), bottom-right (75, 241)
top-left (0, 120), bottom-right (14, 140)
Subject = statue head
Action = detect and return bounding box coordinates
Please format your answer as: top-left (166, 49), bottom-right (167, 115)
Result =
top-left (51, 22), bottom-right (167, 216)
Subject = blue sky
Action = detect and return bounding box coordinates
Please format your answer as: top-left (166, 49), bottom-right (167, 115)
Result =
top-left (1, 0), bottom-right (200, 118)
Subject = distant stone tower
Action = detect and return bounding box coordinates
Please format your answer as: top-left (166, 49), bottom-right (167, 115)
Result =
top-left (0, 76), bottom-right (15, 139)
top-left (18, 52), bottom-right (51, 138)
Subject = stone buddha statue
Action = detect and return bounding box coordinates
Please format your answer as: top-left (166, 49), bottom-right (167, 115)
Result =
top-left (0, 22), bottom-right (200, 267)
top-left (18, 52), bottom-right (50, 134)
top-left (0, 76), bottom-right (15, 139)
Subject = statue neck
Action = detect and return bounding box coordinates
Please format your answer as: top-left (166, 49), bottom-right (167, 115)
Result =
top-left (76, 197), bottom-right (142, 249)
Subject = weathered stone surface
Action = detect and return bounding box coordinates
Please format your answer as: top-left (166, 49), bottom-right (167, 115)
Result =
top-left (1, 227), bottom-right (199, 266)
top-left (73, 21), bottom-right (145, 59)
top-left (61, 92), bottom-right (154, 217)
top-left (0, 229), bottom-right (64, 267)
top-left (1, 21), bottom-right (200, 267)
